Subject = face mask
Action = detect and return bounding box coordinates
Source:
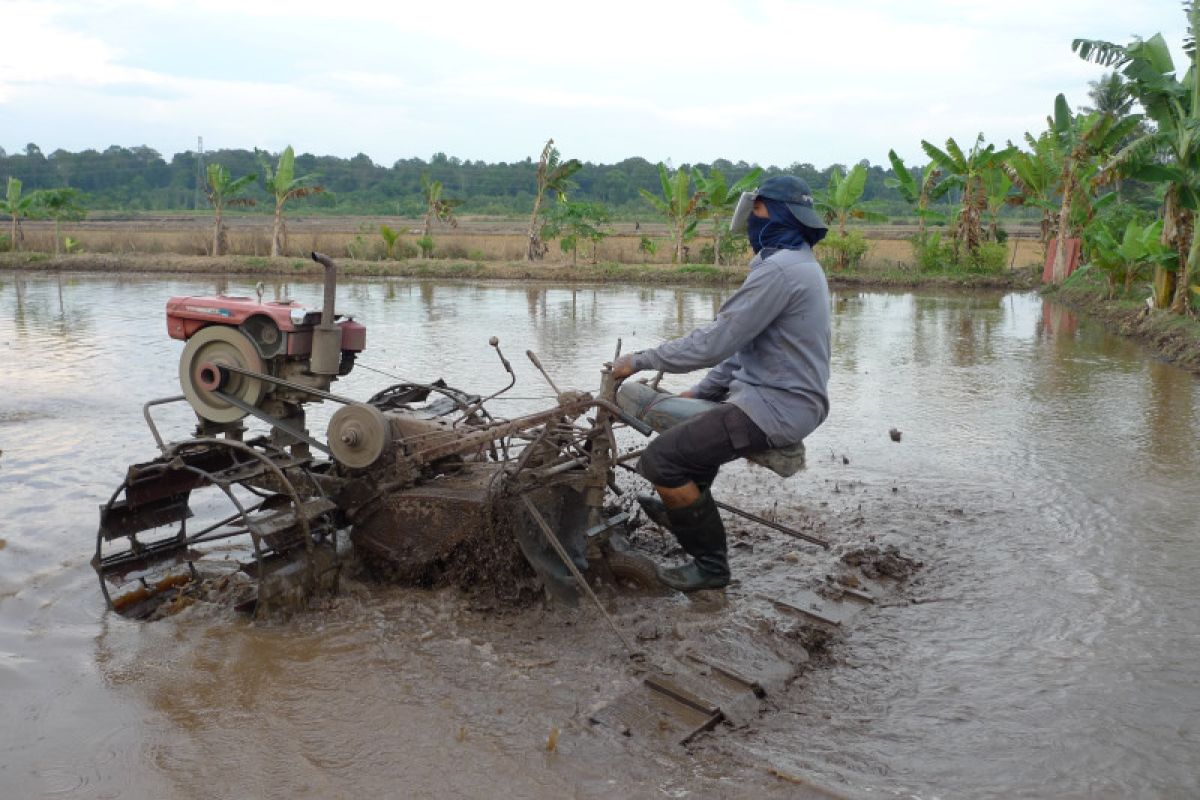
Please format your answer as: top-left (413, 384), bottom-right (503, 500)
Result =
top-left (746, 214), bottom-right (771, 253)
top-left (729, 191), bottom-right (756, 233)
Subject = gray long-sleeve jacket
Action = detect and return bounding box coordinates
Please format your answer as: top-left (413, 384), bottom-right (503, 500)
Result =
top-left (630, 246), bottom-right (831, 447)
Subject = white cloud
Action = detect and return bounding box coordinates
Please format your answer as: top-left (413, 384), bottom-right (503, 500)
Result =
top-left (0, 0), bottom-right (1190, 166)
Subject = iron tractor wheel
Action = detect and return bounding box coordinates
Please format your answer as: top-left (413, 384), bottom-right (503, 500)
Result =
top-left (605, 550), bottom-right (669, 595)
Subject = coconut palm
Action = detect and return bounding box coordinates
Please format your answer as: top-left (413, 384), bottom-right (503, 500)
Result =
top-left (1074, 5), bottom-right (1200, 312)
top-left (261, 146), bottom-right (324, 257)
top-left (691, 166), bottom-right (762, 266)
top-left (526, 139), bottom-right (581, 261)
top-left (379, 225), bottom-right (401, 259)
top-left (33, 188), bottom-right (86, 256)
top-left (0, 177), bottom-right (37, 251)
top-left (418, 175), bottom-right (461, 258)
top-left (640, 163), bottom-right (702, 264)
top-left (205, 163), bottom-right (257, 256)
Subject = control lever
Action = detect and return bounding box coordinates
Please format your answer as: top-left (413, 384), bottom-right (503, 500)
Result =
top-left (490, 336), bottom-right (515, 377)
top-left (525, 350), bottom-right (562, 397)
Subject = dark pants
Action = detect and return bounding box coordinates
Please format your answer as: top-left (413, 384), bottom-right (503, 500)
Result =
top-left (637, 402), bottom-right (771, 489)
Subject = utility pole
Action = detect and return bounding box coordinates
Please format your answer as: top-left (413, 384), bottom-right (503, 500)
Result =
top-left (193, 136), bottom-right (205, 211)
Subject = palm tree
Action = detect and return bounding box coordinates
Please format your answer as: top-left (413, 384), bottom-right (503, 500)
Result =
top-left (526, 139), bottom-right (581, 261)
top-left (419, 174), bottom-right (461, 258)
top-left (1075, 7), bottom-right (1200, 312)
top-left (640, 163), bottom-right (701, 264)
top-left (33, 188), bottom-right (86, 256)
top-left (814, 162), bottom-right (887, 237)
top-left (0, 177), bottom-right (37, 251)
top-left (379, 224), bottom-right (401, 259)
top-left (205, 163), bottom-right (257, 256)
top-left (261, 146), bottom-right (324, 257)
top-left (692, 166), bottom-right (762, 266)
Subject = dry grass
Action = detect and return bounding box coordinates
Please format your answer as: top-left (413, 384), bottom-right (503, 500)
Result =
top-left (10, 215), bottom-right (1046, 271)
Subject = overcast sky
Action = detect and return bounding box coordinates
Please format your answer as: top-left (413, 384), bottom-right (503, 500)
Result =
top-left (0, 0), bottom-right (1188, 170)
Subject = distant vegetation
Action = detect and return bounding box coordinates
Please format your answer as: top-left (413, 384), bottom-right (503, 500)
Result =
top-left (3, 4), bottom-right (1198, 315)
top-left (0, 141), bottom-right (981, 222)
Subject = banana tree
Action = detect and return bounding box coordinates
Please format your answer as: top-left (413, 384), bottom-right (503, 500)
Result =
top-left (814, 163), bottom-right (887, 237)
top-left (921, 134), bottom-right (1016, 260)
top-left (1004, 132), bottom-right (1063, 247)
top-left (261, 146), bottom-right (324, 257)
top-left (981, 168), bottom-right (1014, 242)
top-left (205, 163), bottom-right (257, 256)
top-left (1083, 217), bottom-right (1170, 298)
top-left (640, 163), bottom-right (702, 264)
top-left (1075, 6), bottom-right (1200, 312)
top-left (691, 166), bottom-right (762, 266)
top-left (884, 151), bottom-right (943, 235)
top-left (1042, 95), bottom-right (1142, 284)
top-left (0, 177), bottom-right (37, 251)
top-left (419, 174), bottom-right (461, 258)
top-left (526, 138), bottom-right (581, 261)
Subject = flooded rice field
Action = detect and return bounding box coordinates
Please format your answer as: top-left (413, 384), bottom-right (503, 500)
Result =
top-left (1, 270), bottom-right (1198, 798)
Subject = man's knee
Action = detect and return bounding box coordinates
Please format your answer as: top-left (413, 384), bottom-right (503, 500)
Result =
top-left (637, 438), bottom-right (675, 487)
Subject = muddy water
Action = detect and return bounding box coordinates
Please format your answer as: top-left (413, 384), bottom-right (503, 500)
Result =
top-left (1, 271), bottom-right (1198, 799)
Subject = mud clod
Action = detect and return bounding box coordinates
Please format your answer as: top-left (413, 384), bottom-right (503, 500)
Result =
top-left (840, 544), bottom-right (922, 582)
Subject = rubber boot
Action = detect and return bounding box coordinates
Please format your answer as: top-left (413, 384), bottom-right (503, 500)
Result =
top-left (656, 491), bottom-right (730, 592)
top-left (637, 494), bottom-right (671, 528)
top-left (637, 481), bottom-right (710, 529)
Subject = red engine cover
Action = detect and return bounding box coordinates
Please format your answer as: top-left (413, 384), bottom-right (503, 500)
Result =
top-left (166, 295), bottom-right (365, 352)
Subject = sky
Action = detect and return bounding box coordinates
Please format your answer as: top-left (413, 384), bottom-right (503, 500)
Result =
top-left (0, 0), bottom-right (1189, 170)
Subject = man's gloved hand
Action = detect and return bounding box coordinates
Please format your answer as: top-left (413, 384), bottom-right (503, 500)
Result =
top-left (611, 353), bottom-right (640, 382)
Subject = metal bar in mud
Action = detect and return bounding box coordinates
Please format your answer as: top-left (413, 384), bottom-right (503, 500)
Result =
top-left (713, 500), bottom-right (829, 549)
top-left (519, 494), bottom-right (642, 659)
top-left (616, 461), bottom-right (826, 547)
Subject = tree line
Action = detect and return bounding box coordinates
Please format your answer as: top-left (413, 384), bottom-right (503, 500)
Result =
top-left (0, 140), bottom-right (952, 219)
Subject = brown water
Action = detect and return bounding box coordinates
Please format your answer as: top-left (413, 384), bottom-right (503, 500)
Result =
top-left (1, 271), bottom-right (1198, 799)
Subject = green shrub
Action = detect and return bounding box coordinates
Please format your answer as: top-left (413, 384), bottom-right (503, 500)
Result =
top-left (817, 230), bottom-right (869, 270)
top-left (416, 236), bottom-right (435, 258)
top-left (0, 234), bottom-right (10, 252)
top-left (909, 232), bottom-right (955, 272)
top-left (967, 242), bottom-right (1008, 273)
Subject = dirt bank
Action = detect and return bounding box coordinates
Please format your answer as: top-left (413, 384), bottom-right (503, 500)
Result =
top-left (1048, 280), bottom-right (1200, 375)
top-left (0, 251), bottom-right (1041, 290)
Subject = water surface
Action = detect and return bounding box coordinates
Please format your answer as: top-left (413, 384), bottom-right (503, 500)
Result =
top-left (1, 271), bottom-right (1197, 798)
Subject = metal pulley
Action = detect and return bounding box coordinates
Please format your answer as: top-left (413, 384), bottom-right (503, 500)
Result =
top-left (178, 326), bottom-right (266, 423)
top-left (327, 403), bottom-right (391, 468)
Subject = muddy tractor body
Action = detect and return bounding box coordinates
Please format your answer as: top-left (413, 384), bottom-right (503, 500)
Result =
top-left (95, 253), bottom-right (655, 619)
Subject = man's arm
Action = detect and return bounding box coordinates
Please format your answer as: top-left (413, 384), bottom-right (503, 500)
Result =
top-left (632, 262), bottom-right (793, 373)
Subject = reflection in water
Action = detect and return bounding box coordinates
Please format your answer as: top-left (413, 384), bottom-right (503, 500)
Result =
top-left (0, 274), bottom-right (1198, 798)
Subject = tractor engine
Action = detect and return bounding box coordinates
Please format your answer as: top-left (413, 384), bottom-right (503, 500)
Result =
top-left (166, 253), bottom-right (364, 446)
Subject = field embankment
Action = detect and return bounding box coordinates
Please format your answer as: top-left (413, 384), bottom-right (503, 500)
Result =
top-left (0, 250), bottom-right (1043, 291)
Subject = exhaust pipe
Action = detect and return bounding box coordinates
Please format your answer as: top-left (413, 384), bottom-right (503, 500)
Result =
top-left (309, 251), bottom-right (341, 376)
